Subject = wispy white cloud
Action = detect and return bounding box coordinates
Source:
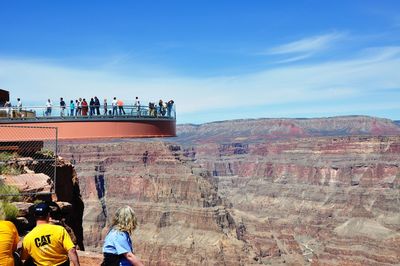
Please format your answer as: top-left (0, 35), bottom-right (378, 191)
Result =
top-left (356, 46), bottom-right (400, 62)
top-left (0, 45), bottom-right (399, 123)
top-left (266, 32), bottom-right (346, 55)
top-left (260, 32), bottom-right (346, 63)
top-left (274, 53), bottom-right (313, 64)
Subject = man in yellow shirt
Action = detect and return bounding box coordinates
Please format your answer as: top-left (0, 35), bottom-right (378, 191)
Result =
top-left (0, 219), bottom-right (19, 266)
top-left (22, 202), bottom-right (80, 266)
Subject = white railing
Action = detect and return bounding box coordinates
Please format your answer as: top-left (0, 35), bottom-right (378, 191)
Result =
top-left (0, 104), bottom-right (176, 120)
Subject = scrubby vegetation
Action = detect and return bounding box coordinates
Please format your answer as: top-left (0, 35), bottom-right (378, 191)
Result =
top-left (0, 201), bottom-right (19, 220)
top-left (0, 151), bottom-right (24, 175)
top-left (0, 164), bottom-right (24, 175)
top-left (34, 148), bottom-right (55, 158)
top-left (0, 182), bottom-right (20, 220)
top-left (0, 183), bottom-right (20, 200)
top-left (0, 152), bottom-right (17, 161)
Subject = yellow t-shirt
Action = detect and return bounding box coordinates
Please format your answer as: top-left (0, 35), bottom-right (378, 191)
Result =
top-left (0, 220), bottom-right (19, 266)
top-left (22, 223), bottom-right (75, 266)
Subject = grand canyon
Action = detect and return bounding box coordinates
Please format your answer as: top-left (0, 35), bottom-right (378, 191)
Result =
top-left (3, 1), bottom-right (399, 265)
top-left (52, 116), bottom-right (399, 265)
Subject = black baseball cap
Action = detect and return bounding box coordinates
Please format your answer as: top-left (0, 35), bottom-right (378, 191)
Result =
top-left (34, 202), bottom-right (50, 218)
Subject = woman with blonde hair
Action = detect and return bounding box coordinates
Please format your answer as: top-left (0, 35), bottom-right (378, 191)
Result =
top-left (102, 206), bottom-right (144, 266)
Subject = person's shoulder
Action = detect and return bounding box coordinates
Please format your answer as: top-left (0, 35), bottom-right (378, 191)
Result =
top-left (0, 220), bottom-right (12, 225)
top-left (109, 228), bottom-right (125, 236)
top-left (47, 223), bottom-right (64, 229)
top-left (0, 220), bottom-right (17, 230)
top-left (44, 224), bottom-right (70, 236)
top-left (37, 223), bottom-right (66, 232)
top-left (23, 226), bottom-right (39, 242)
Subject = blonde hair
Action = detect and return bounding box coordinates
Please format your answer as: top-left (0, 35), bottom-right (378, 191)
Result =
top-left (111, 206), bottom-right (138, 235)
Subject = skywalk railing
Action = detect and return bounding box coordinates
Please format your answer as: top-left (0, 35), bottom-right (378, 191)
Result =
top-left (0, 104), bottom-right (176, 120)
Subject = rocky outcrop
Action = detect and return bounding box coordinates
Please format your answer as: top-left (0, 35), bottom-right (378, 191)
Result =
top-left (0, 155), bottom-right (85, 250)
top-left (53, 160), bottom-right (85, 250)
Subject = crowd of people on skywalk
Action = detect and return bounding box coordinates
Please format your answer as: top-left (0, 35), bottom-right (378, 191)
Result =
top-left (1, 96), bottom-right (175, 118)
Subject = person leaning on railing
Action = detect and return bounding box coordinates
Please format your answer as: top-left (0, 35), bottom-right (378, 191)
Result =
top-left (112, 97), bottom-right (118, 115)
top-left (94, 96), bottom-right (100, 115)
top-left (167, 100), bottom-right (174, 117)
top-left (17, 98), bottom-right (22, 113)
top-left (45, 99), bottom-right (52, 116)
top-left (89, 98), bottom-right (95, 116)
top-left (60, 98), bottom-right (66, 117)
top-left (77, 98), bottom-right (82, 116)
top-left (117, 99), bottom-right (125, 115)
top-left (103, 99), bottom-right (108, 115)
top-left (134, 97), bottom-right (140, 117)
top-left (81, 99), bottom-right (88, 116)
top-left (70, 100), bottom-right (75, 116)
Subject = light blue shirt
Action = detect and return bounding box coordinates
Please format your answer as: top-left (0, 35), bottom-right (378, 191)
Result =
top-left (103, 228), bottom-right (134, 266)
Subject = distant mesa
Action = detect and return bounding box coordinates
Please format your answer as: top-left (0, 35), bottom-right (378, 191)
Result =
top-left (175, 116), bottom-right (400, 144)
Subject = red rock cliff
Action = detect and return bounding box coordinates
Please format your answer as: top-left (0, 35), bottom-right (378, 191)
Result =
top-left (59, 116), bottom-right (400, 265)
top-left (59, 142), bottom-right (248, 265)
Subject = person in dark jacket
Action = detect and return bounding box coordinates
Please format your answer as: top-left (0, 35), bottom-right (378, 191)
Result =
top-left (89, 98), bottom-right (95, 116)
top-left (94, 96), bottom-right (100, 115)
top-left (167, 100), bottom-right (174, 117)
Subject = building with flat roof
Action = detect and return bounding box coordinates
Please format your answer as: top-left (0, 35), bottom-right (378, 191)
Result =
top-left (0, 89), bottom-right (9, 106)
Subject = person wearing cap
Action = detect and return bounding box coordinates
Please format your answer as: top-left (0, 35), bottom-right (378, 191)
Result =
top-left (0, 219), bottom-right (19, 266)
top-left (21, 202), bottom-right (80, 266)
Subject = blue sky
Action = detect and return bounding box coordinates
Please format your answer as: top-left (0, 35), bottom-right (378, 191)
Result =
top-left (0, 0), bottom-right (399, 124)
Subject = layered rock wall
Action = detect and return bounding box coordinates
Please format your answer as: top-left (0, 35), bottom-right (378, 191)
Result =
top-left (60, 116), bottom-right (400, 265)
top-left (59, 142), bottom-right (248, 265)
top-left (179, 136), bottom-right (400, 265)
top-left (195, 136), bottom-right (400, 188)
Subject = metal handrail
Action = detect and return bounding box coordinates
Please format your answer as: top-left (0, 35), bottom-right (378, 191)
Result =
top-left (0, 104), bottom-right (176, 120)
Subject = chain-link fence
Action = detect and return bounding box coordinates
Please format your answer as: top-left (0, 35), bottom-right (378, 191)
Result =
top-left (0, 125), bottom-right (57, 196)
